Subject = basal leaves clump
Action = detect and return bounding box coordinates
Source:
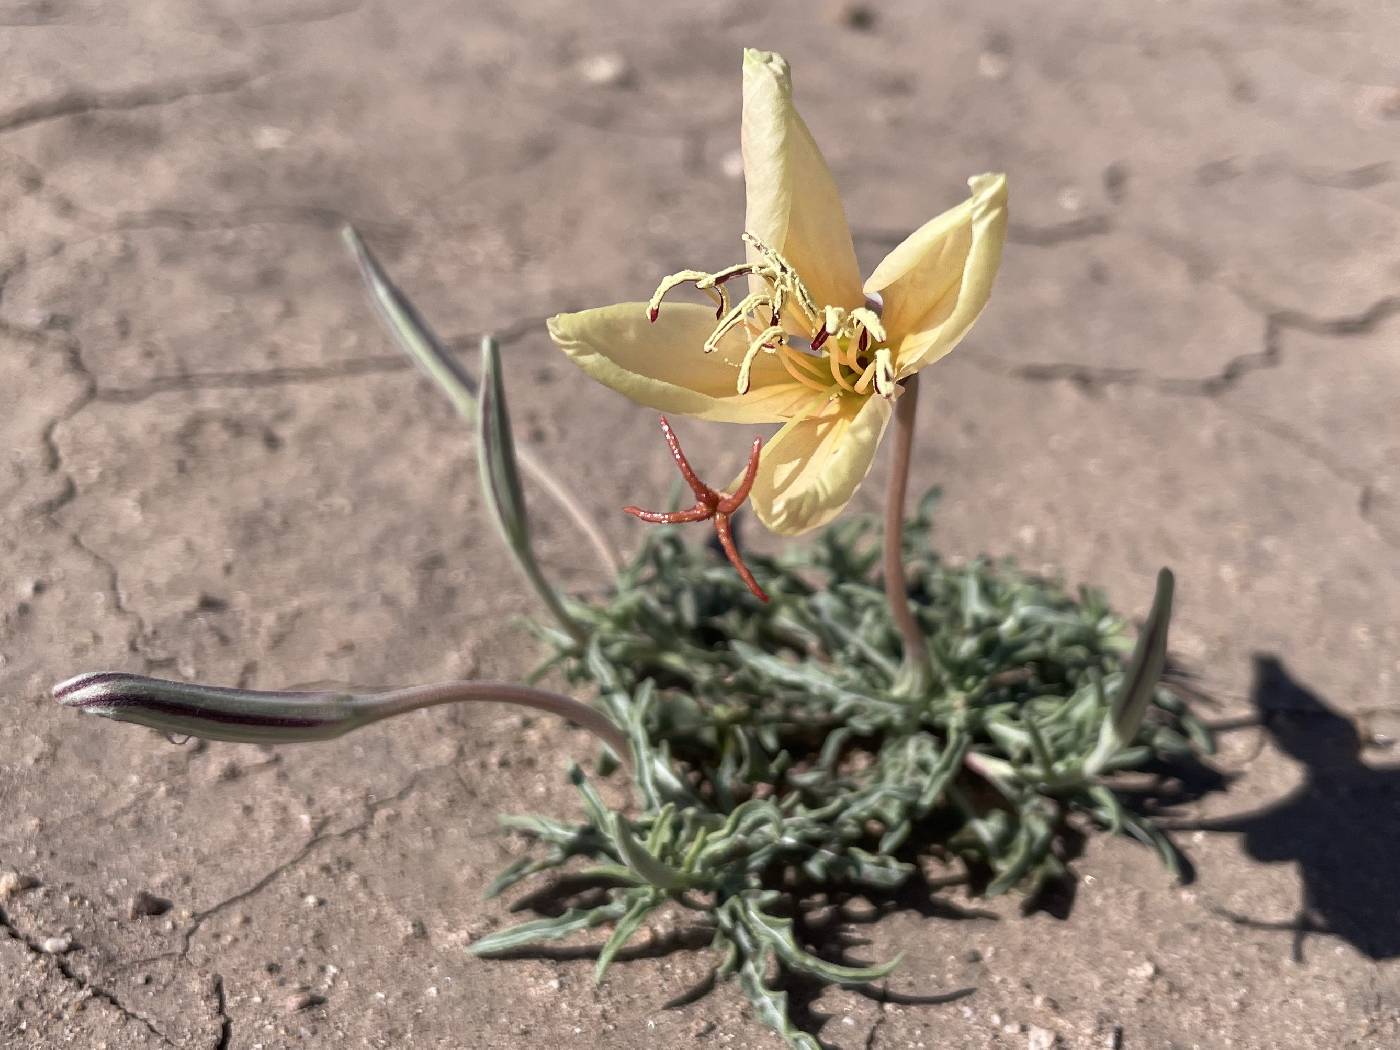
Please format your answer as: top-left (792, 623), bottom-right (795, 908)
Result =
top-left (475, 497), bottom-right (1210, 1048)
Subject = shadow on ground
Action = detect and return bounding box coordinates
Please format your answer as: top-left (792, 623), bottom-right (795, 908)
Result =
top-left (1194, 654), bottom-right (1400, 962)
top-left (475, 652), bottom-right (1400, 1042)
top-left (476, 693), bottom-right (1236, 1049)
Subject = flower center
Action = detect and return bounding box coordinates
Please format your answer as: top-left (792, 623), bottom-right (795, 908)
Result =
top-left (646, 234), bottom-right (897, 400)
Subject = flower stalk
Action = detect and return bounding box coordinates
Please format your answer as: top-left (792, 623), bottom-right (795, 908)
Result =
top-left (884, 374), bottom-right (934, 697)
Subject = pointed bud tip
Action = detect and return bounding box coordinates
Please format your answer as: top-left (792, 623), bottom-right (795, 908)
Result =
top-left (52, 671), bottom-right (122, 706)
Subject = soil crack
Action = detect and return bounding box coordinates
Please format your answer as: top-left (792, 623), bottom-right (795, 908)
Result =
top-left (0, 902), bottom-right (176, 1045)
top-left (0, 70), bottom-right (258, 136)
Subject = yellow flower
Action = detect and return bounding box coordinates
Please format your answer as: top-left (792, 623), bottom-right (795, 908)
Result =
top-left (548, 48), bottom-right (1007, 535)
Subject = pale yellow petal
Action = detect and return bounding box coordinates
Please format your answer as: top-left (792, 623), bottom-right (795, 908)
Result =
top-left (746, 392), bottom-right (892, 536)
top-left (742, 49), bottom-right (863, 316)
top-left (864, 173), bottom-right (1008, 376)
top-left (547, 302), bottom-right (814, 424)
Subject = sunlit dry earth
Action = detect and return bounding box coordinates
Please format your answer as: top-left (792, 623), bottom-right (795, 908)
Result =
top-left (2, 1), bottom-right (1398, 1047)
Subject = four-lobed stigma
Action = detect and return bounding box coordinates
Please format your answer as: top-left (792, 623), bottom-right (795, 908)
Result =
top-left (623, 416), bottom-right (769, 602)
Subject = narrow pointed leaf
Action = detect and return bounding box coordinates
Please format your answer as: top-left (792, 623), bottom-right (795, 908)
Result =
top-left (468, 900), bottom-right (630, 956)
top-left (341, 226), bottom-right (477, 420)
top-left (986, 809), bottom-right (1055, 896)
top-left (739, 900), bottom-right (900, 984)
top-left (1085, 568), bottom-right (1174, 775)
top-left (1120, 810), bottom-right (1185, 880)
top-left (917, 729), bottom-right (969, 813)
top-left (344, 225), bottom-right (619, 579)
top-left (594, 893), bottom-right (659, 984)
top-left (734, 950), bottom-right (822, 1050)
top-left (485, 854), bottom-right (564, 899)
top-left (611, 814), bottom-right (697, 891)
top-left (479, 336), bottom-right (582, 639)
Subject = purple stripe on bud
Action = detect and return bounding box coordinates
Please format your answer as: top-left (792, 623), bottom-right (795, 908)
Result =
top-left (53, 672), bottom-right (358, 744)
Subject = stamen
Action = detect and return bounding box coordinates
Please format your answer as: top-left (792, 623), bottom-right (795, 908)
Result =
top-left (810, 325), bottom-right (830, 351)
top-left (848, 308), bottom-right (886, 344)
top-left (742, 232), bottom-right (819, 323)
top-left (823, 305), bottom-right (846, 339)
top-left (853, 358), bottom-right (879, 395)
top-left (872, 347), bottom-right (897, 398)
top-left (779, 351), bottom-right (833, 393)
top-left (841, 340), bottom-right (865, 372)
top-left (779, 343), bottom-right (828, 377)
top-left (699, 265), bottom-right (754, 287)
top-left (647, 269), bottom-right (726, 323)
top-left (737, 326), bottom-right (784, 394)
top-left (827, 342), bottom-right (857, 392)
top-left (696, 264), bottom-right (756, 319)
top-left (708, 291), bottom-right (775, 353)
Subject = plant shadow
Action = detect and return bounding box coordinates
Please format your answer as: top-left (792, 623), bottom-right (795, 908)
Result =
top-left (1179, 653), bottom-right (1400, 962)
top-left (489, 746), bottom-right (1225, 1050)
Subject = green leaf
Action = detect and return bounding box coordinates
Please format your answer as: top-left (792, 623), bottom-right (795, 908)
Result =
top-left (478, 335), bottom-right (531, 551)
top-left (1084, 568), bottom-right (1174, 776)
top-left (1086, 785), bottom-right (1125, 834)
top-left (738, 900), bottom-right (900, 985)
top-left (733, 949), bottom-right (822, 1050)
top-left (611, 814), bottom-right (698, 891)
top-left (986, 807), bottom-right (1055, 896)
top-left (478, 336), bottom-right (583, 639)
top-left (485, 855), bottom-right (557, 899)
top-left (594, 893), bottom-right (659, 984)
top-left (341, 226), bottom-right (477, 422)
top-left (573, 863), bottom-right (647, 886)
top-left (730, 642), bottom-right (903, 713)
top-left (917, 729), bottom-right (969, 813)
top-left (468, 900), bottom-right (629, 956)
top-left (1119, 810), bottom-right (1185, 880)
top-left (345, 226), bottom-right (619, 581)
top-left (497, 813), bottom-right (586, 844)
top-left (568, 764), bottom-right (614, 831)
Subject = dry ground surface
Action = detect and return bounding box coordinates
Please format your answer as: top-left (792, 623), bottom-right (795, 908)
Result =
top-left (2, 1), bottom-right (1399, 1047)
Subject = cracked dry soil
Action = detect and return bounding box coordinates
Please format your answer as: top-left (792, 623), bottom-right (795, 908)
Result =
top-left (2, 1), bottom-right (1399, 1047)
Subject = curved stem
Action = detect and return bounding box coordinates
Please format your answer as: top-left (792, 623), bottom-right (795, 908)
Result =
top-left (366, 681), bottom-right (630, 763)
top-left (515, 445), bottom-right (621, 578)
top-left (54, 671), bottom-right (630, 766)
top-left (884, 374), bottom-right (933, 697)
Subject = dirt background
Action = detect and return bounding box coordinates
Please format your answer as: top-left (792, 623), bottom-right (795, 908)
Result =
top-left (2, 1), bottom-right (1399, 1047)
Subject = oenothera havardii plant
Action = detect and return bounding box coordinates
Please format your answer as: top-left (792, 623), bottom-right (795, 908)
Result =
top-left (51, 47), bottom-right (1201, 1050)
